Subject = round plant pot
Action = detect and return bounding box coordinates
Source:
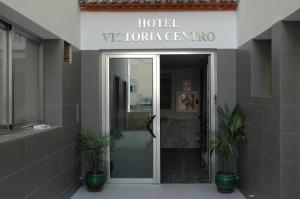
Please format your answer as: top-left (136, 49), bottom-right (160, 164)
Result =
top-left (86, 171), bottom-right (106, 192)
top-left (215, 171), bottom-right (236, 193)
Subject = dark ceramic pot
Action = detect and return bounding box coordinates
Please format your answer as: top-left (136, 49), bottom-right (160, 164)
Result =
top-left (215, 171), bottom-right (236, 193)
top-left (86, 171), bottom-right (106, 192)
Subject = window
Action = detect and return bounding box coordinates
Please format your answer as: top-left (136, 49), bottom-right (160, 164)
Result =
top-left (13, 31), bottom-right (42, 126)
top-left (0, 23), bottom-right (43, 132)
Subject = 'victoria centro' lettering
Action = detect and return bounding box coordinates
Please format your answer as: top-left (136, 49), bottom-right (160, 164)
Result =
top-left (102, 18), bottom-right (216, 43)
top-left (102, 32), bottom-right (216, 42)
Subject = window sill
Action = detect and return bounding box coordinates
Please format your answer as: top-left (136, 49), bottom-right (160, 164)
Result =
top-left (0, 126), bottom-right (60, 144)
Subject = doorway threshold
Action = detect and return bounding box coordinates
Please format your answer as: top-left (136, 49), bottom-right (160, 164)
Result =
top-left (71, 184), bottom-right (246, 199)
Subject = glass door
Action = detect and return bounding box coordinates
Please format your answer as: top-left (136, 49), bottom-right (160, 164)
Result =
top-left (105, 54), bottom-right (160, 183)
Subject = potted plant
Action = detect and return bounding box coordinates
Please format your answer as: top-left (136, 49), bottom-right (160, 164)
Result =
top-left (198, 114), bottom-right (209, 168)
top-left (79, 129), bottom-right (110, 192)
top-left (210, 104), bottom-right (246, 193)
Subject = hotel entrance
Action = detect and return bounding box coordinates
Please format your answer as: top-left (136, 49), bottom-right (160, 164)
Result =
top-left (160, 54), bottom-right (210, 183)
top-left (102, 51), bottom-right (216, 184)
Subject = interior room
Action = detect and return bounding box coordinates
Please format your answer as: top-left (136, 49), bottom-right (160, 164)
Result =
top-left (160, 54), bottom-right (209, 183)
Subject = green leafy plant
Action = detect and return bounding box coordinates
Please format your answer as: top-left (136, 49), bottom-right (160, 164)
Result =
top-left (210, 104), bottom-right (246, 174)
top-left (198, 114), bottom-right (208, 153)
top-left (79, 129), bottom-right (110, 174)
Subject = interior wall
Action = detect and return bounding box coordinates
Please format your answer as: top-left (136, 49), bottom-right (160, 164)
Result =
top-left (160, 67), bottom-right (201, 149)
top-left (161, 68), bottom-right (201, 119)
top-left (109, 58), bottom-right (128, 139)
top-left (110, 59), bottom-right (128, 82)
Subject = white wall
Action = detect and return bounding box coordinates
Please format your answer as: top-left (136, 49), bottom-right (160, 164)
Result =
top-left (81, 11), bottom-right (237, 50)
top-left (238, 0), bottom-right (300, 46)
top-left (0, 0), bottom-right (81, 47)
top-left (5, 0), bottom-right (300, 49)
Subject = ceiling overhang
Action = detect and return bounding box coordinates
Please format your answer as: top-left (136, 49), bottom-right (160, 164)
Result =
top-left (79, 0), bottom-right (237, 12)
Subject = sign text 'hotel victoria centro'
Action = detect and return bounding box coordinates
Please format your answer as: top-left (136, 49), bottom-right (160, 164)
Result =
top-left (102, 18), bottom-right (216, 43)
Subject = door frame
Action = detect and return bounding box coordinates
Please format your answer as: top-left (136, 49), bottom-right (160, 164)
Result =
top-left (102, 53), bottom-right (160, 184)
top-left (101, 50), bottom-right (217, 184)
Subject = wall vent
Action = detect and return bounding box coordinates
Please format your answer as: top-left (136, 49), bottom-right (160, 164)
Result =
top-left (64, 42), bottom-right (72, 64)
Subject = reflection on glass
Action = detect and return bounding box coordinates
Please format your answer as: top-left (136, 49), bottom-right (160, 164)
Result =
top-left (109, 58), bottom-right (153, 178)
top-left (127, 59), bottom-right (153, 112)
top-left (13, 32), bottom-right (40, 125)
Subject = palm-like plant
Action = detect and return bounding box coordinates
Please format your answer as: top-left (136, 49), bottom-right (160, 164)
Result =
top-left (79, 129), bottom-right (110, 174)
top-left (210, 104), bottom-right (246, 174)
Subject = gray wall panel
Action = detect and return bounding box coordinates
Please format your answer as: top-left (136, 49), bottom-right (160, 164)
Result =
top-left (216, 49), bottom-right (237, 173)
top-left (237, 36), bottom-right (281, 199)
top-left (279, 21), bottom-right (300, 199)
top-left (0, 40), bottom-right (81, 199)
top-left (237, 21), bottom-right (300, 199)
top-left (80, 50), bottom-right (102, 174)
top-left (81, 50), bottom-right (102, 133)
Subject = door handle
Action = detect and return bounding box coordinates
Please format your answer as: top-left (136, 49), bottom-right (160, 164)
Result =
top-left (146, 115), bottom-right (156, 138)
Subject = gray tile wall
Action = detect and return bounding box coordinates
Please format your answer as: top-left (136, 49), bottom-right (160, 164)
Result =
top-left (0, 127), bottom-right (81, 199)
top-left (237, 21), bottom-right (300, 199)
top-left (81, 50), bottom-right (102, 133)
top-left (81, 50), bottom-right (102, 173)
top-left (61, 44), bottom-right (81, 198)
top-left (216, 49), bottom-right (237, 109)
top-left (237, 36), bottom-right (281, 199)
top-left (278, 21), bottom-right (300, 199)
top-left (45, 40), bottom-right (63, 126)
top-left (216, 49), bottom-right (237, 172)
top-left (0, 40), bottom-right (81, 199)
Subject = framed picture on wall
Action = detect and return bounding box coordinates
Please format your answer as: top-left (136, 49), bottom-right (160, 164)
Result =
top-left (176, 91), bottom-right (199, 112)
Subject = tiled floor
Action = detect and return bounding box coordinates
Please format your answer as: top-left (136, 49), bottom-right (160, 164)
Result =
top-left (161, 149), bottom-right (209, 183)
top-left (71, 184), bottom-right (246, 199)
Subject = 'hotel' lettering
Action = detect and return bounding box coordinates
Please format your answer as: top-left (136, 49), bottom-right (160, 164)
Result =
top-left (138, 18), bottom-right (180, 28)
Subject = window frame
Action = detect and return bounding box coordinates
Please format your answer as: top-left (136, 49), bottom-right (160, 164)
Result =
top-left (0, 22), bottom-right (9, 131)
top-left (0, 23), bottom-right (44, 134)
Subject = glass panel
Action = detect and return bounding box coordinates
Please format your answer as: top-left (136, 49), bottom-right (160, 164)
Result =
top-left (0, 27), bottom-right (7, 130)
top-left (109, 58), bottom-right (153, 179)
top-left (13, 32), bottom-right (40, 125)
